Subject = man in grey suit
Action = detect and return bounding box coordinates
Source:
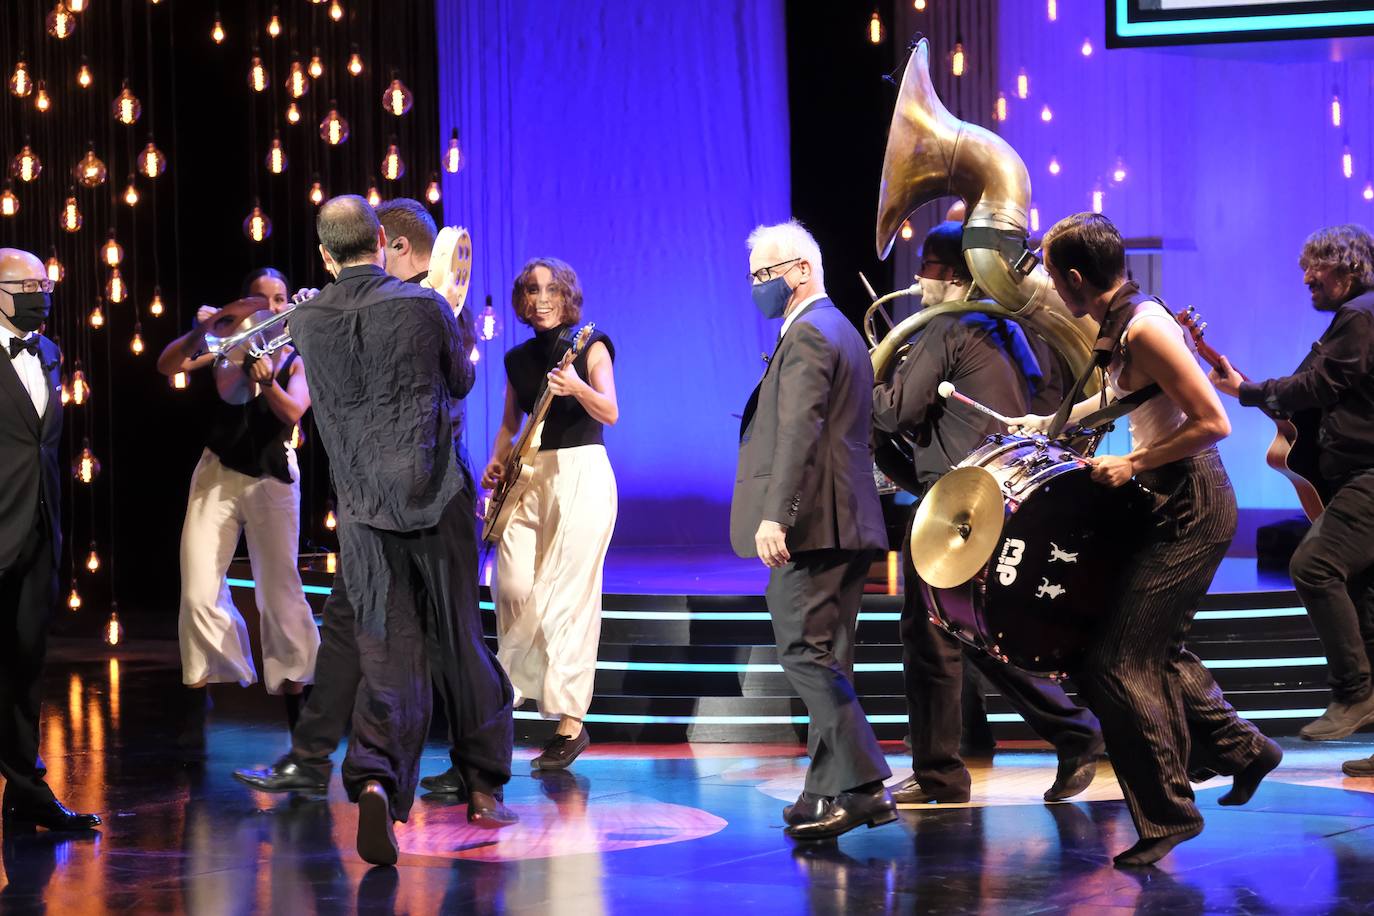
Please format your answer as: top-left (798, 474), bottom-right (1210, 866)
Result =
top-left (731, 220), bottom-right (895, 841)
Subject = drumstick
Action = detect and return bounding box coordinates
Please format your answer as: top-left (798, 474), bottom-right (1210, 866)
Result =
top-left (937, 381), bottom-right (1016, 427)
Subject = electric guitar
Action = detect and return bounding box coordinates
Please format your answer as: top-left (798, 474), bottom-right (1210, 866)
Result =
top-left (481, 323), bottom-right (596, 544)
top-left (1175, 306), bottom-right (1328, 520)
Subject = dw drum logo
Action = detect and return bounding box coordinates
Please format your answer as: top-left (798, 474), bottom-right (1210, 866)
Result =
top-left (995, 538), bottom-right (1026, 586)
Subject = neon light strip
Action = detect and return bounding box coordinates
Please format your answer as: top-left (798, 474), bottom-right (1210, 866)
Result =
top-left (596, 656), bottom-right (1325, 674)
top-left (1115, 3), bottom-right (1374, 39)
top-left (227, 577), bottom-right (332, 597)
top-left (1195, 607), bottom-right (1306, 620)
top-left (515, 708), bottom-right (1330, 726)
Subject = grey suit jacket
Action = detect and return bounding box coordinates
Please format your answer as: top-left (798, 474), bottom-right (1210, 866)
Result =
top-left (730, 298), bottom-right (886, 558)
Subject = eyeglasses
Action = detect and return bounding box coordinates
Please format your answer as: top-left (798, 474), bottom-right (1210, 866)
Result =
top-left (750, 258), bottom-right (801, 284)
top-left (0, 278), bottom-right (55, 294)
top-left (919, 258), bottom-right (950, 274)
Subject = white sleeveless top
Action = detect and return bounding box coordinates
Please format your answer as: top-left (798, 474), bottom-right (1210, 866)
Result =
top-left (1105, 301), bottom-right (1189, 451)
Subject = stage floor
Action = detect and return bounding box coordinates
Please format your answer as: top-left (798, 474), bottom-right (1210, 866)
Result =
top-left (6, 643), bottom-right (1374, 913)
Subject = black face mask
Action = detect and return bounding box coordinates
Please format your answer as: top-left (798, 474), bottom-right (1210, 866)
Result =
top-left (6, 291), bottom-right (50, 334)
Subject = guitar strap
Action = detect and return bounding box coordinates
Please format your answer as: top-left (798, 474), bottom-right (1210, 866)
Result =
top-left (534, 326), bottom-right (576, 400)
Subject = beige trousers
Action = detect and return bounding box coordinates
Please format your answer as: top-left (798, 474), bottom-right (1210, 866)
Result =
top-left (177, 448), bottom-right (319, 694)
top-left (496, 445), bottom-right (616, 720)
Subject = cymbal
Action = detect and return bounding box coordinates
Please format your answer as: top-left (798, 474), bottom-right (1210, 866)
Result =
top-left (910, 466), bottom-right (1005, 589)
top-left (424, 226), bottom-right (473, 314)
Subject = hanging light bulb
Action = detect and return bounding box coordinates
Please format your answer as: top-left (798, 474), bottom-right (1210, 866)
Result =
top-left (319, 105), bottom-right (349, 145)
top-left (445, 129), bottom-right (464, 173)
top-left (267, 10), bottom-right (282, 39)
top-left (900, 220), bottom-right (913, 241)
top-left (68, 584), bottom-right (82, 611)
top-left (106, 268), bottom-right (126, 303)
top-left (914, 0), bottom-right (926, 9)
top-left (72, 366), bottom-right (90, 403)
top-left (101, 232), bottom-right (123, 267)
top-left (1030, 205), bottom-right (1040, 233)
top-left (477, 295), bottom-right (500, 341)
top-left (137, 140), bottom-right (166, 177)
top-left (469, 344), bottom-right (480, 364)
top-left (308, 51), bottom-right (324, 80)
top-left (348, 49), bottom-right (364, 76)
top-left (286, 101), bottom-right (301, 124)
top-left (10, 59), bottom-right (32, 97)
top-left (77, 59), bottom-right (93, 89)
top-left (60, 379), bottom-right (71, 405)
top-left (329, 1), bottom-right (343, 22)
top-left (951, 40), bottom-right (966, 77)
top-left (68, 0), bottom-right (87, 11)
top-left (324, 504), bottom-right (337, 530)
top-left (1040, 104), bottom-right (1053, 123)
top-left (326, 551), bottom-right (337, 574)
top-left (61, 195), bottom-right (82, 232)
top-left (105, 610), bottom-right (122, 646)
top-left (266, 134), bottom-right (288, 173)
top-left (1048, 153), bottom-right (1061, 176)
top-left (994, 93), bottom-right (1008, 123)
top-left (88, 301), bottom-right (105, 329)
top-left (868, 9), bottom-right (883, 44)
top-left (73, 441), bottom-right (101, 483)
top-left (130, 324), bottom-right (145, 355)
top-left (249, 55), bottom-right (268, 92)
top-left (113, 82), bottom-right (141, 124)
top-left (46, 252), bottom-right (64, 283)
top-left (1092, 184), bottom-right (1105, 214)
top-left (34, 81), bottom-right (51, 113)
top-left (211, 14), bottom-right (225, 44)
top-left (172, 370), bottom-right (188, 389)
top-left (1344, 143), bottom-right (1355, 180)
top-left (287, 60), bottom-right (309, 98)
top-left (48, 3), bottom-right (78, 39)
top-left (243, 202), bottom-right (272, 242)
top-left (0, 186), bottom-right (18, 218)
top-left (75, 145), bottom-right (107, 186)
top-left (123, 176), bottom-right (139, 206)
top-left (366, 182), bottom-right (381, 207)
top-left (309, 179), bottom-right (325, 206)
top-left (149, 287), bottom-right (165, 316)
top-left (1112, 156), bottom-right (1128, 184)
top-left (381, 142), bottom-right (405, 181)
top-left (382, 77), bottom-right (413, 116)
top-left (1332, 90), bottom-right (1342, 128)
top-left (1048, 0), bottom-right (1057, 21)
top-left (10, 145), bottom-right (42, 183)
top-left (1365, 181), bottom-right (1374, 202)
top-left (86, 544), bottom-right (100, 573)
top-left (1017, 69), bottom-right (1029, 100)
top-left (425, 173), bottom-right (441, 205)
top-left (1081, 38), bottom-right (1093, 57)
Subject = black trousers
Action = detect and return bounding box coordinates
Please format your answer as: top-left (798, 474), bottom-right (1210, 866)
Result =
top-left (900, 516), bottom-right (1104, 796)
top-left (767, 548), bottom-right (891, 797)
top-left (1289, 469), bottom-right (1374, 703)
top-left (1075, 450), bottom-right (1267, 840)
top-left (291, 488), bottom-right (513, 820)
top-left (0, 513), bottom-right (57, 809)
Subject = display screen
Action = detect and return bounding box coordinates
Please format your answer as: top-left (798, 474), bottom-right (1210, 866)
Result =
top-left (1107, 0), bottom-right (1374, 47)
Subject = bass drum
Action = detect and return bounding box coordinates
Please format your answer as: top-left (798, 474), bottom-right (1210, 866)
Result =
top-left (920, 434), bottom-right (1152, 679)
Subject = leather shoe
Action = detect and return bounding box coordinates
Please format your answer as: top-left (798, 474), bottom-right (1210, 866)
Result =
top-left (784, 786), bottom-right (897, 841)
top-left (467, 790), bottom-right (519, 829)
top-left (233, 755), bottom-right (328, 798)
top-left (1044, 755), bottom-right (1098, 802)
top-left (888, 774), bottom-right (969, 805)
top-left (1343, 753), bottom-right (1374, 777)
top-left (2, 796), bottom-right (101, 831)
top-left (1299, 693), bottom-right (1374, 741)
top-left (356, 781), bottom-right (399, 866)
top-left (532, 729), bottom-right (590, 770)
top-left (783, 791), bottom-right (829, 826)
top-left (419, 767), bottom-right (468, 799)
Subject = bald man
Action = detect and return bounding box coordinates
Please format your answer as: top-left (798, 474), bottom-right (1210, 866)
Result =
top-left (0, 249), bottom-right (99, 831)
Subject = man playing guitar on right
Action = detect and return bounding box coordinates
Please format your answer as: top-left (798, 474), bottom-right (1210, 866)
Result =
top-left (1211, 225), bottom-right (1374, 757)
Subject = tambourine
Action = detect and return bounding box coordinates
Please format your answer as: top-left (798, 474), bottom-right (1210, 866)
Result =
top-left (423, 226), bottom-right (473, 315)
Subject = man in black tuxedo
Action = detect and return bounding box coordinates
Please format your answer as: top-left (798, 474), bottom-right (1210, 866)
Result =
top-left (731, 220), bottom-right (894, 841)
top-left (0, 248), bottom-right (100, 832)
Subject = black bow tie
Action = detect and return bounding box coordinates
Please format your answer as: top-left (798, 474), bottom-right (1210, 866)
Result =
top-left (7, 336), bottom-right (38, 359)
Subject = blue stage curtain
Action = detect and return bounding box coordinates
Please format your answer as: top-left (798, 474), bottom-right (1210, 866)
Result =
top-left (435, 0), bottom-right (791, 546)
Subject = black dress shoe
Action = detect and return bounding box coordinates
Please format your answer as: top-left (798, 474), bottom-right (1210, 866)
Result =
top-left (532, 729), bottom-right (590, 770)
top-left (233, 755), bottom-right (328, 798)
top-left (783, 791), bottom-right (830, 826)
top-left (784, 786), bottom-right (897, 841)
top-left (419, 767), bottom-right (469, 799)
top-left (888, 774), bottom-right (970, 805)
top-left (1044, 755), bottom-right (1098, 802)
top-left (2, 797), bottom-right (101, 832)
top-left (356, 781), bottom-right (399, 867)
top-left (467, 790), bottom-right (519, 829)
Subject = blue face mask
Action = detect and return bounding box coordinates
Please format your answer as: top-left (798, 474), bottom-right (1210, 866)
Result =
top-left (751, 274), bottom-right (793, 320)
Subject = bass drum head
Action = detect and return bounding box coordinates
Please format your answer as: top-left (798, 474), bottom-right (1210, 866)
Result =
top-left (976, 466), bottom-right (1151, 676)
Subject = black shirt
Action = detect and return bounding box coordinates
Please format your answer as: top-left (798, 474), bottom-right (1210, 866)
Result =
top-left (504, 324), bottom-right (615, 451)
top-left (872, 312), bottom-right (1044, 491)
top-left (1239, 289), bottom-right (1374, 486)
top-left (407, 270), bottom-right (476, 449)
top-left (195, 350), bottom-right (300, 484)
top-left (289, 263), bottom-right (473, 531)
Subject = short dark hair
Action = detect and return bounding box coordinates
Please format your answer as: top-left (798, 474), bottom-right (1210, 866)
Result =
top-left (317, 195), bottom-right (381, 264)
top-left (240, 266), bottom-right (287, 298)
top-left (922, 221), bottom-right (972, 282)
top-left (1300, 224), bottom-right (1374, 292)
top-left (1043, 212), bottom-right (1126, 291)
top-left (375, 198), bottom-right (437, 257)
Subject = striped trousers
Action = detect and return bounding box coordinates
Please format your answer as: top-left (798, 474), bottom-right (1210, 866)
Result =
top-left (1076, 449), bottom-right (1268, 839)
